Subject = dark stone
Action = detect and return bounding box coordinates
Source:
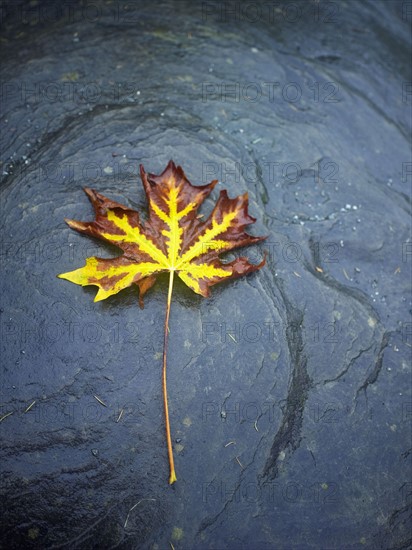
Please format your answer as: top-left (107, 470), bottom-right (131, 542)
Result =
top-left (1, 0), bottom-right (411, 548)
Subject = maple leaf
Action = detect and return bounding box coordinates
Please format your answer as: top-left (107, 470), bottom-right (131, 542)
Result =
top-left (58, 160), bottom-right (266, 484)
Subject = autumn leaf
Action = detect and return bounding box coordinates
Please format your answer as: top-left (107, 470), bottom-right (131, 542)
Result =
top-left (58, 160), bottom-right (266, 483)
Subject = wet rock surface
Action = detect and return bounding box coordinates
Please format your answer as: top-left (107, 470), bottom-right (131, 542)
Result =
top-left (1, 1), bottom-right (411, 548)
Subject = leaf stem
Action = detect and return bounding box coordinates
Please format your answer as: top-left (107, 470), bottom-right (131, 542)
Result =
top-left (163, 269), bottom-right (176, 484)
